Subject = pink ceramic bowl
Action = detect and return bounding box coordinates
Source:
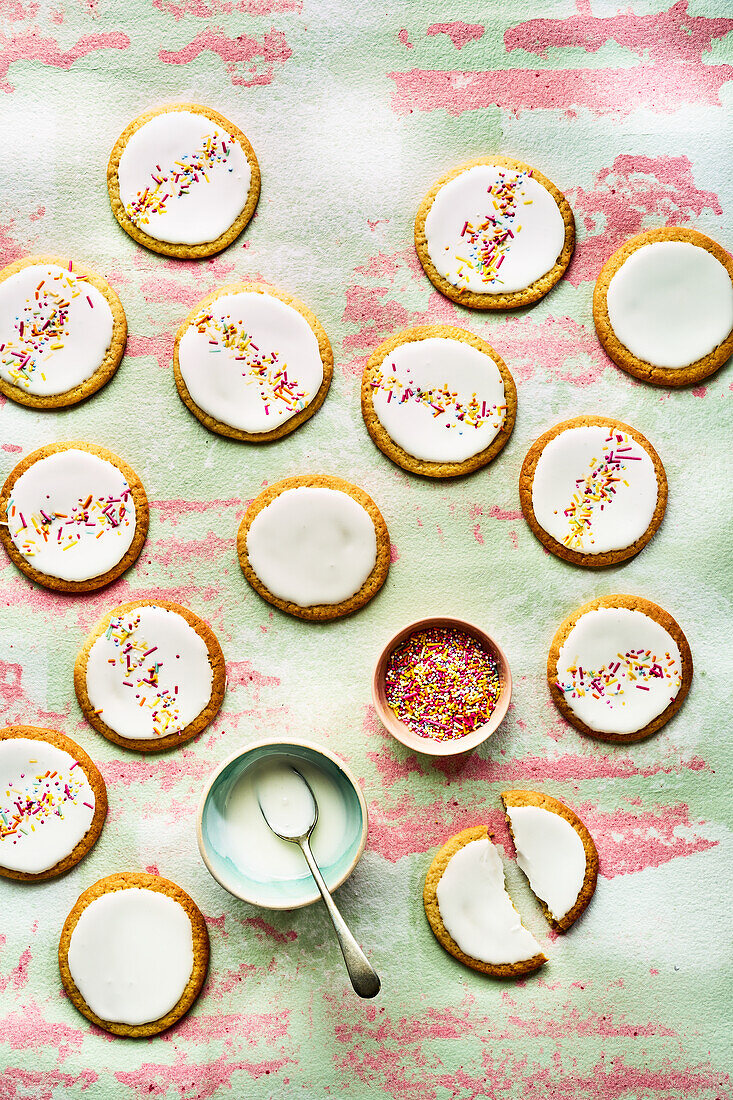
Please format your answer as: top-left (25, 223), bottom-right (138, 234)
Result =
top-left (371, 616), bottom-right (512, 757)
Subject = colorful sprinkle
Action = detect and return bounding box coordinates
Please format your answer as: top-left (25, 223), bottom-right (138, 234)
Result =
top-left (557, 646), bottom-right (681, 709)
top-left (371, 363), bottom-right (505, 433)
top-left (384, 627), bottom-right (503, 741)
top-left (1, 764), bottom-right (89, 843)
top-left (561, 430), bottom-right (645, 550)
top-left (451, 170), bottom-right (529, 288)
top-left (103, 613), bottom-right (182, 737)
top-left (192, 308), bottom-right (310, 417)
top-left (126, 132), bottom-right (233, 225)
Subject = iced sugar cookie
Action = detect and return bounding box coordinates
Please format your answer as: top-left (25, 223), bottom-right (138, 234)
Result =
top-left (361, 326), bottom-right (517, 477)
top-left (238, 475), bottom-right (390, 621)
top-left (594, 227), bottom-right (733, 386)
top-left (0, 726), bottom-right (107, 882)
top-left (548, 595), bottom-right (692, 743)
top-left (59, 872), bottom-right (209, 1037)
top-left (174, 284), bottom-right (333, 442)
top-left (501, 790), bottom-right (598, 932)
top-left (75, 601), bottom-right (226, 753)
top-left (0, 442), bottom-right (148, 593)
top-left (108, 104), bottom-right (260, 259)
top-left (0, 256), bottom-right (126, 409)
top-left (424, 827), bottom-right (546, 977)
top-left (415, 157), bottom-right (574, 310)
top-left (519, 416), bottom-right (667, 567)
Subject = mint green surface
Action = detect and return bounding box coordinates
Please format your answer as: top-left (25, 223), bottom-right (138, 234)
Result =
top-left (0, 2), bottom-right (731, 1097)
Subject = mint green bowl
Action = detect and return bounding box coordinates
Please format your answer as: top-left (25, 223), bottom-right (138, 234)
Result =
top-left (197, 738), bottom-right (368, 910)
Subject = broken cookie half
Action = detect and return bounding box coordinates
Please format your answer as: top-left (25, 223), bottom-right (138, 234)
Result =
top-left (501, 789), bottom-right (599, 933)
top-left (423, 826), bottom-right (547, 977)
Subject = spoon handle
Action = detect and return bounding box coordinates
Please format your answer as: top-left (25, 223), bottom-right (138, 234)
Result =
top-left (299, 837), bottom-right (381, 999)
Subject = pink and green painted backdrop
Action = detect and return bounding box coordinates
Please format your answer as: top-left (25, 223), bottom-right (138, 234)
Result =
top-left (0, 1), bottom-right (732, 1097)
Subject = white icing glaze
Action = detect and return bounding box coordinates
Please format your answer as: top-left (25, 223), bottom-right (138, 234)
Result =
top-left (507, 805), bottom-right (587, 922)
top-left (218, 754), bottom-right (348, 882)
top-left (425, 164), bottom-right (566, 295)
top-left (117, 110), bottom-right (251, 246)
top-left (7, 449), bottom-right (137, 583)
top-left (0, 264), bottom-right (114, 397)
top-left (370, 336), bottom-right (507, 463)
top-left (606, 241), bottom-right (733, 369)
top-left (246, 487), bottom-right (378, 607)
top-left (85, 605), bottom-right (213, 740)
top-left (178, 290), bottom-right (323, 433)
top-left (0, 737), bottom-right (94, 874)
top-left (556, 607), bottom-right (683, 735)
top-left (531, 425), bottom-right (658, 554)
top-left (67, 887), bottom-right (194, 1026)
top-left (256, 761), bottom-right (315, 837)
top-left (436, 837), bottom-right (542, 965)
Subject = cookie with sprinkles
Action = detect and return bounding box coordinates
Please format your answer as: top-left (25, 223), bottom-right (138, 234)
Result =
top-left (59, 872), bottom-right (209, 1037)
top-left (0, 725), bottom-right (107, 882)
top-left (424, 827), bottom-right (547, 978)
top-left (238, 475), bottom-right (390, 621)
top-left (594, 227), bottom-right (733, 386)
top-left (547, 594), bottom-right (692, 744)
top-left (0, 442), bottom-right (148, 593)
top-left (174, 284), bottom-right (333, 442)
top-left (75, 600), bottom-right (226, 753)
top-left (415, 156), bottom-right (574, 310)
top-left (361, 326), bottom-right (516, 477)
top-left (519, 416), bottom-right (667, 567)
top-left (107, 103), bottom-right (260, 259)
top-left (0, 256), bottom-right (126, 409)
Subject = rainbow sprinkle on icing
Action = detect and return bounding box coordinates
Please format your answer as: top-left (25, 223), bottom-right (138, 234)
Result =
top-left (453, 169), bottom-right (529, 287)
top-left (371, 361), bottom-right (505, 432)
top-left (1, 765), bottom-right (88, 842)
top-left (384, 626), bottom-right (503, 741)
top-left (9, 488), bottom-right (132, 558)
top-left (102, 612), bottom-right (183, 737)
top-left (193, 308), bottom-right (310, 417)
top-left (561, 430), bottom-right (645, 550)
top-left (126, 132), bottom-right (233, 225)
top-left (0, 265), bottom-right (91, 389)
top-left (557, 647), bottom-right (681, 709)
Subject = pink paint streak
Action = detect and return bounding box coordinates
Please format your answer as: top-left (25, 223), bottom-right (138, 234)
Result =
top-left (492, 314), bottom-right (607, 385)
top-left (505, 1), bottom-right (733, 63)
top-left (0, 659), bottom-right (70, 729)
top-left (0, 1002), bottom-right (85, 1061)
top-left (0, 30), bottom-right (129, 93)
top-left (244, 916), bottom-right (297, 944)
top-left (397, 28), bottom-right (412, 49)
top-left (388, 62), bottom-right (733, 119)
top-left (0, 1069), bottom-right (98, 1097)
top-left (164, 1009), bottom-right (289, 1044)
top-left (154, 0), bottom-right (301, 16)
top-left (115, 1053), bottom-right (291, 1096)
top-left (0, 941), bottom-right (30, 994)
top-left (578, 803), bottom-right (717, 878)
top-left (427, 21), bottom-right (484, 49)
top-left (389, 543), bottom-right (400, 563)
top-left (159, 27), bottom-right (292, 87)
top-left (368, 794), bottom-right (509, 862)
top-left (488, 504), bottom-right (523, 521)
top-left (147, 533), bottom-right (232, 567)
top-left (151, 497), bottom-right (241, 525)
top-left (124, 333), bottom-right (173, 372)
top-left (567, 154), bottom-right (723, 286)
top-left (227, 660), bottom-right (281, 699)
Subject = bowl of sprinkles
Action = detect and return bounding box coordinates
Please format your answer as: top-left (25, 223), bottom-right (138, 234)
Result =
top-left (372, 617), bottom-right (512, 756)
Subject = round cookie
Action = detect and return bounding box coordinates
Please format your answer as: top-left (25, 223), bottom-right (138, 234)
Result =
top-left (548, 594), bottom-right (692, 744)
top-left (237, 475), bottom-right (390, 621)
top-left (423, 826), bottom-right (547, 978)
top-left (75, 600), bottom-right (226, 753)
top-left (519, 415), bottom-right (667, 567)
top-left (59, 872), bottom-right (209, 1037)
top-left (593, 227), bottom-right (733, 386)
top-left (415, 156), bottom-right (575, 310)
top-left (174, 283), bottom-right (333, 442)
top-left (0, 725), bottom-right (107, 882)
top-left (107, 103), bottom-right (260, 259)
top-left (501, 790), bottom-right (598, 932)
top-left (361, 325), bottom-right (517, 477)
top-left (0, 442), bottom-right (148, 593)
top-left (0, 256), bottom-right (126, 409)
